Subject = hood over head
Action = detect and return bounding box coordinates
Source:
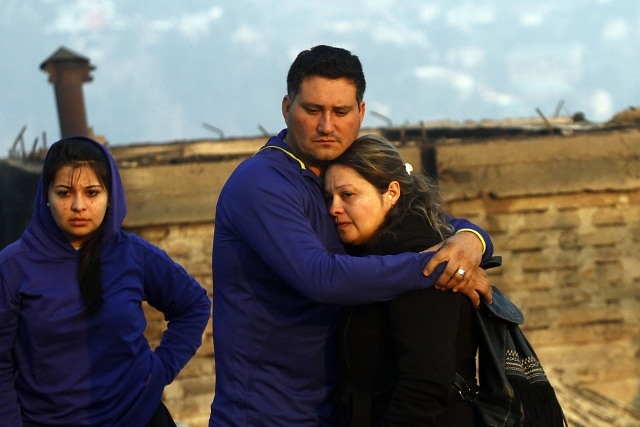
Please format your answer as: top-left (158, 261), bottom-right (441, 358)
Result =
top-left (27, 136), bottom-right (127, 257)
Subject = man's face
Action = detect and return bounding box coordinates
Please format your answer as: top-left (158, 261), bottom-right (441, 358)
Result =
top-left (282, 76), bottom-right (365, 176)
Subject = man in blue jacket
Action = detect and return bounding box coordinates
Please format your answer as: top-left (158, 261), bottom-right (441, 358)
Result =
top-left (209, 45), bottom-right (493, 426)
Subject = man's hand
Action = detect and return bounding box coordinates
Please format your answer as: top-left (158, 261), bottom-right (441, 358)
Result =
top-left (457, 268), bottom-right (492, 307)
top-left (422, 231), bottom-right (492, 305)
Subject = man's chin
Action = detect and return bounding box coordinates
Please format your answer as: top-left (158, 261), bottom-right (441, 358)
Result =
top-left (317, 147), bottom-right (347, 162)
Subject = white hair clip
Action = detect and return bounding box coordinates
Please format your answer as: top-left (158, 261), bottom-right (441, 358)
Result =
top-left (405, 163), bottom-right (413, 175)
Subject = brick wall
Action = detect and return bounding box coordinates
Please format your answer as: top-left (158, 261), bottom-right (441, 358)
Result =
top-left (124, 223), bottom-right (215, 427)
top-left (120, 129), bottom-right (640, 425)
top-left (437, 128), bottom-right (640, 410)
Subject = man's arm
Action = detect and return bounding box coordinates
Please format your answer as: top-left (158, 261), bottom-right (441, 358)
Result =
top-left (218, 158), bottom-right (447, 305)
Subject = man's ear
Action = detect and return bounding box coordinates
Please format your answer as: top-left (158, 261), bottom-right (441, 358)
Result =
top-left (282, 95), bottom-right (291, 117)
top-left (359, 101), bottom-right (366, 124)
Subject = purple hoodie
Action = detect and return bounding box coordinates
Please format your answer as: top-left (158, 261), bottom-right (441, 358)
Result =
top-left (0, 136), bottom-right (211, 426)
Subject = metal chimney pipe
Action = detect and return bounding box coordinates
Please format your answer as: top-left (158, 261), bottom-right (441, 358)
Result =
top-left (40, 46), bottom-right (95, 138)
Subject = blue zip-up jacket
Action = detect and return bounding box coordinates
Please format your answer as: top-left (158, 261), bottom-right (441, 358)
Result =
top-left (0, 136), bottom-right (211, 426)
top-left (209, 130), bottom-right (493, 426)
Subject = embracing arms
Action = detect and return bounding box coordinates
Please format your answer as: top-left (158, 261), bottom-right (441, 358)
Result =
top-left (217, 160), bottom-right (493, 306)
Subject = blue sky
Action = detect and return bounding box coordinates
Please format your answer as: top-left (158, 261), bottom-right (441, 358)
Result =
top-left (1, 0), bottom-right (637, 156)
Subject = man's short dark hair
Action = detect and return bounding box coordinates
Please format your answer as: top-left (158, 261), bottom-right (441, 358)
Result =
top-left (286, 45), bottom-right (366, 103)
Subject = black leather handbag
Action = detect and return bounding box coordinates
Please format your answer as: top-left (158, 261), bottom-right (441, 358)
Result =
top-left (454, 257), bottom-right (567, 427)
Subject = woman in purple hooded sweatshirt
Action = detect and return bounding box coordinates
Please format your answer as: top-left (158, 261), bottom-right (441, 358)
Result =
top-left (0, 136), bottom-right (211, 426)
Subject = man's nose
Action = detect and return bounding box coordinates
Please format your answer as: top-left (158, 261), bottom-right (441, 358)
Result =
top-left (318, 112), bottom-right (336, 134)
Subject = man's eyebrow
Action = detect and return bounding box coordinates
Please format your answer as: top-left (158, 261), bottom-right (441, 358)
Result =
top-left (300, 101), bottom-right (355, 110)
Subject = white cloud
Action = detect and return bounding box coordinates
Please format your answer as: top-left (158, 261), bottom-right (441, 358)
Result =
top-left (176, 6), bottom-right (223, 40)
top-left (515, 4), bottom-right (558, 27)
top-left (519, 13), bottom-right (544, 27)
top-left (231, 24), bottom-right (261, 44)
top-left (143, 7), bottom-right (223, 39)
top-left (477, 85), bottom-right (513, 107)
top-left (414, 65), bottom-right (449, 80)
top-left (46, 0), bottom-right (121, 34)
top-left (133, 6), bottom-right (224, 46)
top-left (361, 0), bottom-right (398, 14)
top-left (326, 20), bottom-right (368, 34)
top-left (40, 0), bottom-right (123, 66)
top-left (418, 4), bottom-right (441, 22)
top-left (414, 66), bottom-right (474, 95)
top-left (414, 65), bottom-right (512, 107)
top-left (446, 4), bottom-right (496, 32)
top-left (231, 24), bottom-right (269, 55)
top-left (602, 19), bottom-right (628, 41)
top-left (370, 21), bottom-right (428, 47)
top-left (590, 89), bottom-right (614, 118)
top-left (451, 74), bottom-right (474, 92)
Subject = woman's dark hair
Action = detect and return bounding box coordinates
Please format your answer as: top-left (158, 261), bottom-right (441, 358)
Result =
top-left (43, 138), bottom-right (111, 318)
top-left (286, 44), bottom-right (366, 104)
top-left (329, 134), bottom-right (453, 247)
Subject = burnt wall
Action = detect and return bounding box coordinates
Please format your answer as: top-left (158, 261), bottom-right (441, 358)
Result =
top-left (0, 161), bottom-right (40, 249)
top-left (436, 128), bottom-right (640, 413)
